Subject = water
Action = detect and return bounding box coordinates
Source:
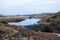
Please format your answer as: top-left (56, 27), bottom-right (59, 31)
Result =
top-left (8, 18), bottom-right (40, 26)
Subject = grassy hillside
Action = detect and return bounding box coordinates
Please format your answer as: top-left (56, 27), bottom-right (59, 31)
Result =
top-left (0, 16), bottom-right (25, 22)
top-left (37, 11), bottom-right (60, 33)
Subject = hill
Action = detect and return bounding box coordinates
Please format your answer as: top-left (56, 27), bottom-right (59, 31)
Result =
top-left (38, 11), bottom-right (60, 33)
top-left (33, 13), bottom-right (53, 19)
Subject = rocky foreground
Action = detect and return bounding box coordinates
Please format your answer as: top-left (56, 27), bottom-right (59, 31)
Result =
top-left (29, 32), bottom-right (60, 40)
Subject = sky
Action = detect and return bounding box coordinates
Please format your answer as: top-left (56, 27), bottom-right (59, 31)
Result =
top-left (0, 0), bottom-right (60, 15)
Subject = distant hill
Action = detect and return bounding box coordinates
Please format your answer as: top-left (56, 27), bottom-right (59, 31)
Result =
top-left (33, 13), bottom-right (54, 19)
top-left (0, 15), bottom-right (6, 17)
top-left (21, 13), bottom-right (54, 19)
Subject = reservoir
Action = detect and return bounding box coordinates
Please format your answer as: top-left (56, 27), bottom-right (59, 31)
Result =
top-left (8, 18), bottom-right (40, 26)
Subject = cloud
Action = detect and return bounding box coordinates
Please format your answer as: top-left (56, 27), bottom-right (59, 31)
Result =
top-left (1, 0), bottom-right (32, 9)
top-left (0, 0), bottom-right (60, 15)
top-left (0, 0), bottom-right (57, 9)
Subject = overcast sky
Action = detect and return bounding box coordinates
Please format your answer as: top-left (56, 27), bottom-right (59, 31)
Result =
top-left (0, 0), bottom-right (60, 15)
